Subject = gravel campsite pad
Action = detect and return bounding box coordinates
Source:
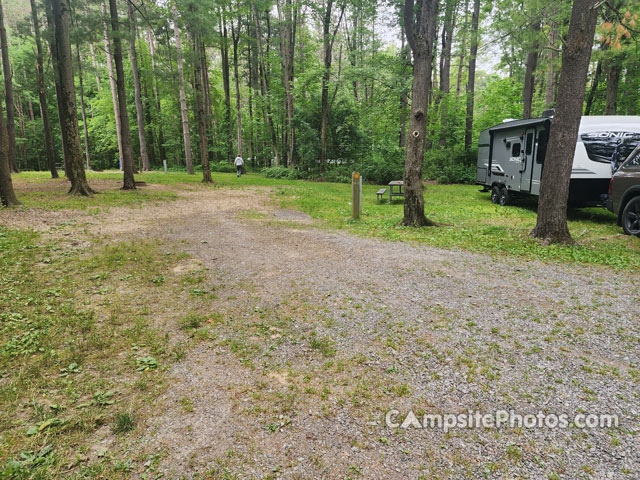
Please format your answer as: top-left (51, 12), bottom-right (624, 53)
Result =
top-left (3, 185), bottom-right (639, 479)
top-left (126, 187), bottom-right (638, 479)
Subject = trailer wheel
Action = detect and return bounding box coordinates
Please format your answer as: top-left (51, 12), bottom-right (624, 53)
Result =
top-left (621, 196), bottom-right (640, 237)
top-left (499, 187), bottom-right (511, 206)
top-left (491, 186), bottom-right (501, 204)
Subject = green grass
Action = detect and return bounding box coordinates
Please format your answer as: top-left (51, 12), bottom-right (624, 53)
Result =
top-left (275, 180), bottom-right (640, 270)
top-left (0, 227), bottom-right (183, 477)
top-left (9, 170), bottom-right (640, 269)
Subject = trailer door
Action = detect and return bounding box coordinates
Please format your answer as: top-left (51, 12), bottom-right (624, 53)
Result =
top-left (519, 129), bottom-right (536, 192)
top-left (529, 127), bottom-right (547, 195)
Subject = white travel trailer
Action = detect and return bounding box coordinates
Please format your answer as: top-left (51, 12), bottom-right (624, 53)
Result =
top-left (476, 114), bottom-right (640, 206)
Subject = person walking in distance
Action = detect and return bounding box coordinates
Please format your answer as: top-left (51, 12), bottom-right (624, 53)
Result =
top-left (234, 154), bottom-right (244, 177)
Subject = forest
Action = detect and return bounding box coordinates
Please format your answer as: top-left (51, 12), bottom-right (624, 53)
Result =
top-left (0, 0), bottom-right (637, 189)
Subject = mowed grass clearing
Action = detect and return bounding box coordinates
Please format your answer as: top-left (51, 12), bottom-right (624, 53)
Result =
top-left (9, 170), bottom-right (639, 270)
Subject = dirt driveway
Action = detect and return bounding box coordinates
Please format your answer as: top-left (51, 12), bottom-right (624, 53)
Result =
top-left (104, 186), bottom-right (636, 480)
top-left (4, 184), bottom-right (639, 479)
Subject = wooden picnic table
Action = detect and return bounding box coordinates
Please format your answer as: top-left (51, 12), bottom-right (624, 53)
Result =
top-left (388, 180), bottom-right (404, 203)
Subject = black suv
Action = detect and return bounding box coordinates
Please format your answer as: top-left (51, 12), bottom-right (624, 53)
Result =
top-left (607, 144), bottom-right (640, 236)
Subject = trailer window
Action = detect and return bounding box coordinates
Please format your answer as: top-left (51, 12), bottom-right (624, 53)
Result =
top-left (511, 143), bottom-right (521, 157)
top-left (526, 133), bottom-right (534, 155)
top-left (537, 129), bottom-right (548, 164)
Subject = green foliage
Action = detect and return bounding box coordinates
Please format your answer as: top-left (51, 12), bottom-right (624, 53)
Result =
top-left (262, 166), bottom-right (305, 180)
top-left (211, 162), bottom-right (236, 173)
top-left (424, 147), bottom-right (477, 184)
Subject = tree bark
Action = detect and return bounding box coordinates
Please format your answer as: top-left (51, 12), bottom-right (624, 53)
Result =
top-left (247, 25), bottom-right (258, 165)
top-left (277, 0), bottom-right (296, 167)
top-left (172, 6), bottom-right (194, 174)
top-left (0, 0), bottom-right (18, 173)
top-left (89, 43), bottom-right (101, 92)
top-left (127, 1), bottom-right (150, 171)
top-left (75, 44), bottom-right (91, 170)
top-left (49, 0), bottom-right (93, 195)
top-left (142, 78), bottom-right (156, 166)
top-left (605, 61), bottom-right (620, 115)
top-left (251, 0), bottom-right (280, 167)
top-left (108, 0), bottom-right (136, 189)
top-left (30, 0), bottom-right (57, 178)
top-left (531, 0), bottom-right (599, 243)
top-left (147, 30), bottom-right (167, 165)
top-left (584, 59), bottom-right (602, 115)
top-left (402, 0), bottom-right (438, 227)
top-left (522, 22), bottom-right (541, 119)
top-left (231, 20), bottom-right (243, 157)
top-left (101, 1), bottom-right (123, 169)
top-left (45, 4), bottom-right (67, 174)
top-left (193, 33), bottom-right (212, 183)
top-left (320, 0), bottom-right (345, 170)
top-left (455, 0), bottom-right (469, 98)
top-left (464, 0), bottom-right (480, 151)
top-left (544, 21), bottom-right (558, 108)
top-left (0, 100), bottom-right (19, 206)
top-left (439, 0), bottom-right (456, 146)
top-left (220, 13), bottom-right (234, 162)
top-left (16, 92), bottom-right (27, 169)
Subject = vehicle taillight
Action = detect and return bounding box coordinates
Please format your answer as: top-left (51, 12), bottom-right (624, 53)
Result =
top-left (608, 177), bottom-right (614, 195)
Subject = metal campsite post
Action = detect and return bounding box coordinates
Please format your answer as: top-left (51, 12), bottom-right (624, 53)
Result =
top-left (163, 160), bottom-right (168, 174)
top-left (352, 172), bottom-right (362, 219)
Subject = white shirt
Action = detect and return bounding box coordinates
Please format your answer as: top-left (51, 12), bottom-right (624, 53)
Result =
top-left (234, 156), bottom-right (244, 166)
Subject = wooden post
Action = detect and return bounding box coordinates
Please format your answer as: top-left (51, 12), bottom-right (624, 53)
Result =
top-left (352, 171), bottom-right (361, 219)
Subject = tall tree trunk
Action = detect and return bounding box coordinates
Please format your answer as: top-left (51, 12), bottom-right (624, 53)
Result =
top-left (49, 0), bottom-right (92, 195)
top-left (201, 41), bottom-right (216, 162)
top-left (522, 22), bottom-right (541, 119)
top-left (531, 0), bottom-right (599, 243)
top-left (231, 20), bottom-right (243, 157)
top-left (45, 5), bottom-right (68, 174)
top-left (320, 0), bottom-right (345, 170)
top-left (402, 0), bottom-right (438, 227)
top-left (75, 44), bottom-right (91, 170)
top-left (101, 1), bottom-right (123, 169)
top-left (464, 0), bottom-right (480, 151)
top-left (108, 0), bottom-right (135, 189)
top-left (30, 0), bottom-right (57, 178)
top-left (344, 4), bottom-right (359, 101)
top-left (544, 21), bottom-right (558, 108)
top-left (89, 43), bottom-right (101, 92)
top-left (0, 100), bottom-right (19, 206)
top-left (439, 0), bottom-right (456, 146)
top-left (172, 6), bottom-right (194, 174)
top-left (251, 0), bottom-right (280, 166)
top-left (24, 69), bottom-right (38, 170)
top-left (16, 92), bottom-right (27, 168)
top-left (277, 0), bottom-right (296, 167)
top-left (147, 29), bottom-right (167, 165)
top-left (127, 2), bottom-right (150, 171)
top-left (201, 43), bottom-right (214, 131)
top-left (193, 33), bottom-right (212, 183)
top-left (584, 59), bottom-right (602, 115)
top-left (247, 29), bottom-right (257, 166)
top-left (143, 78), bottom-right (156, 166)
top-left (455, 0), bottom-right (470, 98)
top-left (0, 0), bottom-right (18, 173)
top-left (605, 61), bottom-right (620, 115)
top-left (220, 14), bottom-right (234, 162)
